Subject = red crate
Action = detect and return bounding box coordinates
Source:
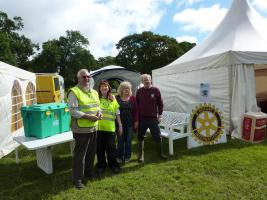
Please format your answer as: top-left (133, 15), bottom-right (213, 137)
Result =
top-left (242, 112), bottom-right (267, 143)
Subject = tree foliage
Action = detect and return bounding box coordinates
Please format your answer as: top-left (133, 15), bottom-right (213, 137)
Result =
top-left (115, 31), bottom-right (195, 74)
top-left (179, 41), bottom-right (196, 54)
top-left (32, 30), bottom-right (97, 88)
top-left (0, 11), bottom-right (38, 68)
top-left (0, 32), bottom-right (16, 64)
top-left (97, 56), bottom-right (116, 68)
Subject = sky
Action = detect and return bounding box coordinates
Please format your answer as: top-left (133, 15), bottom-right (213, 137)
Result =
top-left (1, 0), bottom-right (267, 58)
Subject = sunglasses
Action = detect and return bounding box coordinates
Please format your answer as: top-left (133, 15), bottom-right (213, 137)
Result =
top-left (82, 75), bottom-right (91, 79)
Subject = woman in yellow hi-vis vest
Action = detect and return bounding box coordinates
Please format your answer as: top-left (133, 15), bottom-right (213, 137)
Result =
top-left (96, 80), bottom-right (123, 174)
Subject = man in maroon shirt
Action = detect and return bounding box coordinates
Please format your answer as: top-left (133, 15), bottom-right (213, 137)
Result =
top-left (136, 74), bottom-right (167, 163)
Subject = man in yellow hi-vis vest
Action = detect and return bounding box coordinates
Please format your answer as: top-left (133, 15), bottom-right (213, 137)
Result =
top-left (68, 69), bottom-right (102, 189)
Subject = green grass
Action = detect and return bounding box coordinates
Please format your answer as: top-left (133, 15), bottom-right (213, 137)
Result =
top-left (1, 135), bottom-right (267, 200)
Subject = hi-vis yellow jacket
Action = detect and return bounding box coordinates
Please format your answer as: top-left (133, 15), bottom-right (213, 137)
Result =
top-left (70, 86), bottom-right (100, 128)
top-left (98, 98), bottom-right (119, 132)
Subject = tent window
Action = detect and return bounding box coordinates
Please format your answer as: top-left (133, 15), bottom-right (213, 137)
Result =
top-left (26, 82), bottom-right (37, 106)
top-left (11, 80), bottom-right (23, 133)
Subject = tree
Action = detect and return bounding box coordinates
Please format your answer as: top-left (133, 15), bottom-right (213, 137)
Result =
top-left (115, 31), bottom-right (195, 74)
top-left (32, 30), bottom-right (97, 88)
top-left (0, 32), bottom-right (16, 65)
top-left (179, 41), bottom-right (196, 54)
top-left (0, 11), bottom-right (38, 68)
top-left (97, 56), bottom-right (116, 68)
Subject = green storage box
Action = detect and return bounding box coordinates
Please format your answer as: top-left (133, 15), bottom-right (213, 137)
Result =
top-left (21, 106), bottom-right (31, 137)
top-left (21, 103), bottom-right (70, 139)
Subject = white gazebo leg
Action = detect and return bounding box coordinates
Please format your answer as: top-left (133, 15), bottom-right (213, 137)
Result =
top-left (15, 148), bottom-right (20, 164)
top-left (168, 138), bottom-right (174, 155)
top-left (36, 147), bottom-right (53, 174)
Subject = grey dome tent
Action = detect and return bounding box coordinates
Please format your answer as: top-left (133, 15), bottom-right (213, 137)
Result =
top-left (90, 65), bottom-right (140, 94)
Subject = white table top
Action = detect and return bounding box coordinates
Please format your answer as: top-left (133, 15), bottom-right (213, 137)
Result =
top-left (13, 131), bottom-right (74, 150)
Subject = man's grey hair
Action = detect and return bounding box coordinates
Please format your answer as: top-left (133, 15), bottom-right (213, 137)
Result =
top-left (77, 69), bottom-right (90, 78)
top-left (140, 74), bottom-right (151, 81)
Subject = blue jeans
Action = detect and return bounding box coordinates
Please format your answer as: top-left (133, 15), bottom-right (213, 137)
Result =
top-left (117, 126), bottom-right (133, 161)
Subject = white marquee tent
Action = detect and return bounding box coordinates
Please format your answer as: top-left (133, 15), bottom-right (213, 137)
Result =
top-left (0, 61), bottom-right (36, 158)
top-left (152, 0), bottom-right (267, 138)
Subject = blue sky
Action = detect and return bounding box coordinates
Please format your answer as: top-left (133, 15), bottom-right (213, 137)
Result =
top-left (155, 0), bottom-right (267, 44)
top-left (0, 0), bottom-right (267, 58)
top-left (155, 0), bottom-right (232, 43)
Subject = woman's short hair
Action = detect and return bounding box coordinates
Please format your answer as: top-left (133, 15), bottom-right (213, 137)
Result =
top-left (117, 81), bottom-right (132, 97)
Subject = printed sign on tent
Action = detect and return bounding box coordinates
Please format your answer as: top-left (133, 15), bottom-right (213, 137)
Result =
top-left (200, 83), bottom-right (210, 102)
top-left (187, 102), bottom-right (227, 149)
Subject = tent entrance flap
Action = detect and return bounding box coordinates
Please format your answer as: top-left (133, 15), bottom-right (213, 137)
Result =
top-left (231, 64), bottom-right (257, 138)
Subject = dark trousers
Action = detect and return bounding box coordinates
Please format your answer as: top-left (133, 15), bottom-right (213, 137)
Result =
top-left (96, 131), bottom-right (119, 169)
top-left (117, 126), bottom-right (133, 161)
top-left (138, 118), bottom-right (161, 142)
top-left (72, 132), bottom-right (97, 182)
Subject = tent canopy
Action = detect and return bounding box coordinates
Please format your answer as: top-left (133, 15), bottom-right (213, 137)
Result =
top-left (91, 65), bottom-right (140, 93)
top-left (152, 0), bottom-right (267, 138)
top-left (154, 0), bottom-right (267, 76)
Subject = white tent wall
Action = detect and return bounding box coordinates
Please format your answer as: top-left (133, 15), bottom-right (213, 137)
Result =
top-left (0, 61), bottom-right (36, 158)
top-left (153, 65), bottom-right (231, 133)
top-left (153, 61), bottom-right (258, 138)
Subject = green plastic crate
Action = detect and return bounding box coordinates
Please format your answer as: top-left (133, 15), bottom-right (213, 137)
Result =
top-left (21, 106), bottom-right (31, 137)
top-left (56, 103), bottom-right (71, 133)
top-left (21, 103), bottom-right (70, 139)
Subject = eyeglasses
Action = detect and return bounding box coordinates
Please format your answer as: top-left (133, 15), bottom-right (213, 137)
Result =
top-left (82, 75), bottom-right (91, 79)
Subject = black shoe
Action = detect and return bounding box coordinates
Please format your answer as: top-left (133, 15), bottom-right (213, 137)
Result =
top-left (160, 154), bottom-right (168, 160)
top-left (97, 167), bottom-right (105, 175)
top-left (73, 180), bottom-right (85, 189)
top-left (112, 167), bottom-right (120, 174)
top-left (84, 173), bottom-right (97, 181)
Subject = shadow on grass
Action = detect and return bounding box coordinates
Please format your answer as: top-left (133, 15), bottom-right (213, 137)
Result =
top-left (1, 134), bottom-right (267, 199)
top-left (0, 145), bottom-right (74, 199)
top-left (161, 134), bottom-right (267, 160)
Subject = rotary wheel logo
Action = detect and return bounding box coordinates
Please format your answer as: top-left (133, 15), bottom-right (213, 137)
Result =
top-left (190, 103), bottom-right (224, 144)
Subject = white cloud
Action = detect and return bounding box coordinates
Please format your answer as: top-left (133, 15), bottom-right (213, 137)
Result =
top-left (184, 0), bottom-right (202, 5)
top-left (173, 4), bottom-right (227, 32)
top-left (177, 0), bottom-right (202, 7)
top-left (0, 0), bottom-right (170, 58)
top-left (251, 0), bottom-right (267, 13)
top-left (176, 35), bottom-right (197, 43)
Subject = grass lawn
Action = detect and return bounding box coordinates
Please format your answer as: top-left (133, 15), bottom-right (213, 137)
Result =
top-left (1, 135), bottom-right (267, 200)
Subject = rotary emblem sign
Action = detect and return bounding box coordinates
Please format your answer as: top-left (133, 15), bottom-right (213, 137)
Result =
top-left (190, 103), bottom-right (224, 145)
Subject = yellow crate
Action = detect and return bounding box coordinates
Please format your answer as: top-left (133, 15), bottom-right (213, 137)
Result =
top-left (36, 75), bottom-right (61, 103)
